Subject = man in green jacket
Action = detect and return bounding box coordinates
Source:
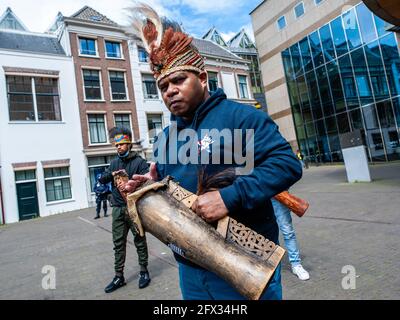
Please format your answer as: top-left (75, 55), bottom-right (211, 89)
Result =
top-left (100, 127), bottom-right (151, 293)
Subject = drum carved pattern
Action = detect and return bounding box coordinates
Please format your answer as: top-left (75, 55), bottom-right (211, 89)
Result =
top-left (227, 218), bottom-right (277, 260)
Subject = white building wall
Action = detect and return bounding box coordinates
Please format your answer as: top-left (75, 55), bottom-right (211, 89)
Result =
top-left (129, 41), bottom-right (170, 152)
top-left (0, 50), bottom-right (88, 223)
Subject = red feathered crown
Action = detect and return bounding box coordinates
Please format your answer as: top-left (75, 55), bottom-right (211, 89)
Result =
top-left (126, 3), bottom-right (205, 83)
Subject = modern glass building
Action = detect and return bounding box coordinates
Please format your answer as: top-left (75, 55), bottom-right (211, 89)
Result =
top-left (281, 2), bottom-right (400, 163)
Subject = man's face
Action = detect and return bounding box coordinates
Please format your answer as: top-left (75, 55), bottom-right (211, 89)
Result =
top-left (116, 143), bottom-right (129, 155)
top-left (158, 71), bottom-right (209, 120)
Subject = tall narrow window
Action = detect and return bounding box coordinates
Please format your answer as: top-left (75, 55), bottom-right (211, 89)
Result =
top-left (88, 156), bottom-right (113, 191)
top-left (44, 167), bottom-right (72, 202)
top-left (142, 74), bottom-right (159, 99)
top-left (79, 37), bottom-right (97, 56)
top-left (114, 113), bottom-right (131, 131)
top-left (138, 47), bottom-right (149, 62)
top-left (88, 114), bottom-right (107, 144)
top-left (35, 77), bottom-right (61, 121)
top-left (294, 2), bottom-right (305, 19)
top-left (147, 114), bottom-right (163, 144)
top-left (83, 69), bottom-right (102, 100)
top-left (109, 71), bottom-right (127, 100)
top-left (238, 75), bottom-right (249, 99)
top-left (208, 72), bottom-right (218, 92)
top-left (105, 41), bottom-right (122, 58)
top-left (6, 76), bottom-right (34, 121)
top-left (277, 16), bottom-right (287, 30)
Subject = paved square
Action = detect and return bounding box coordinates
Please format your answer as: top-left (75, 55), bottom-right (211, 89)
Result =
top-left (0, 163), bottom-right (399, 299)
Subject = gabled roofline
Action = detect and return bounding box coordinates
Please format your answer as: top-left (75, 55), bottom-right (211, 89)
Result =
top-left (70, 6), bottom-right (89, 18)
top-left (63, 17), bottom-right (125, 33)
top-left (0, 7), bottom-right (30, 31)
top-left (195, 38), bottom-right (248, 63)
top-left (45, 12), bottom-right (64, 33)
top-left (69, 5), bottom-right (118, 26)
top-left (249, 0), bottom-right (267, 15)
top-left (227, 28), bottom-right (256, 48)
top-left (0, 27), bottom-right (58, 38)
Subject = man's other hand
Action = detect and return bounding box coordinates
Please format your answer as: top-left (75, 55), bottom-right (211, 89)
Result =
top-left (191, 191), bottom-right (228, 223)
top-left (124, 163), bottom-right (158, 193)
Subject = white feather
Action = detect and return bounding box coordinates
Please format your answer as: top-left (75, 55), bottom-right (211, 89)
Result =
top-left (124, 2), bottom-right (163, 53)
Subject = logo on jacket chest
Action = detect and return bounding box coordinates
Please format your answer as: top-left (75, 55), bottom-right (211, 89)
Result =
top-left (198, 134), bottom-right (215, 154)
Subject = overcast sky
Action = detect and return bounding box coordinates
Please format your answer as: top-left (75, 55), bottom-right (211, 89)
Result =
top-left (0, 0), bottom-right (261, 41)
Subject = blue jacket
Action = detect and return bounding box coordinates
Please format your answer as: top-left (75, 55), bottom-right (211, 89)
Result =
top-left (155, 89), bottom-right (302, 266)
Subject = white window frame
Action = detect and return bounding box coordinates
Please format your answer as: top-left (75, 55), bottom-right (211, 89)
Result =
top-left (138, 47), bottom-right (149, 63)
top-left (146, 112), bottom-right (164, 144)
top-left (43, 166), bottom-right (73, 204)
top-left (207, 71), bottom-right (220, 91)
top-left (236, 73), bottom-right (250, 99)
top-left (314, 0), bottom-right (325, 6)
top-left (78, 36), bottom-right (99, 58)
top-left (14, 169), bottom-right (37, 184)
top-left (277, 15), bottom-right (287, 31)
top-left (87, 112), bottom-right (109, 146)
top-left (107, 69), bottom-right (129, 101)
top-left (142, 73), bottom-right (159, 100)
top-left (104, 39), bottom-right (124, 60)
top-left (114, 112), bottom-right (132, 131)
top-left (82, 68), bottom-right (104, 102)
top-left (87, 156), bottom-right (112, 194)
top-left (294, 2), bottom-right (305, 19)
top-left (6, 74), bottom-right (62, 123)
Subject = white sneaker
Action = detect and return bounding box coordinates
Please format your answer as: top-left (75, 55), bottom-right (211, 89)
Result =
top-left (292, 264), bottom-right (310, 281)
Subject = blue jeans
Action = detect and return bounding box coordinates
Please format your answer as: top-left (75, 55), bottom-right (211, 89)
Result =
top-left (271, 198), bottom-right (301, 266)
top-left (178, 262), bottom-right (282, 300)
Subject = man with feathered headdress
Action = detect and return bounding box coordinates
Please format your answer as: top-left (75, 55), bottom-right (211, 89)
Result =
top-left (126, 3), bottom-right (303, 300)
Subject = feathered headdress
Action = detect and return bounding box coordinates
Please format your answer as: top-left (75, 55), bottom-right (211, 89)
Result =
top-left (125, 2), bottom-right (205, 83)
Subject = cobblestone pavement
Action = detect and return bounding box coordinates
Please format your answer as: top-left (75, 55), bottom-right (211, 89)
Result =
top-left (0, 163), bottom-right (399, 300)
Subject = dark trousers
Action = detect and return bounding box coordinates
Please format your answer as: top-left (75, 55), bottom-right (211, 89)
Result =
top-left (96, 198), bottom-right (107, 216)
top-left (112, 206), bottom-right (149, 276)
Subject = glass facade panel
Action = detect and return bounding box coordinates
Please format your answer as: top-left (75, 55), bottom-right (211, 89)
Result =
top-left (297, 76), bottom-right (312, 123)
top-left (305, 71), bottom-right (322, 120)
top-left (349, 108), bottom-right (363, 130)
top-left (376, 101), bottom-right (400, 160)
top-left (326, 60), bottom-right (346, 113)
top-left (336, 112), bottom-right (351, 134)
top-left (282, 48), bottom-right (294, 80)
top-left (281, 3), bottom-right (400, 163)
top-left (342, 8), bottom-right (362, 50)
top-left (315, 119), bottom-right (331, 162)
top-left (379, 34), bottom-right (400, 97)
top-left (316, 66), bottom-right (334, 116)
top-left (393, 97), bottom-right (400, 128)
top-left (309, 31), bottom-right (324, 67)
top-left (374, 15), bottom-right (389, 38)
top-left (351, 48), bottom-right (373, 105)
top-left (330, 16), bottom-right (348, 58)
top-left (362, 104), bottom-right (385, 161)
top-left (290, 43), bottom-right (302, 77)
top-left (356, 3), bottom-right (377, 45)
top-left (338, 55), bottom-right (359, 110)
top-left (319, 25), bottom-right (335, 62)
top-left (299, 37), bottom-right (313, 72)
top-left (364, 40), bottom-right (389, 101)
